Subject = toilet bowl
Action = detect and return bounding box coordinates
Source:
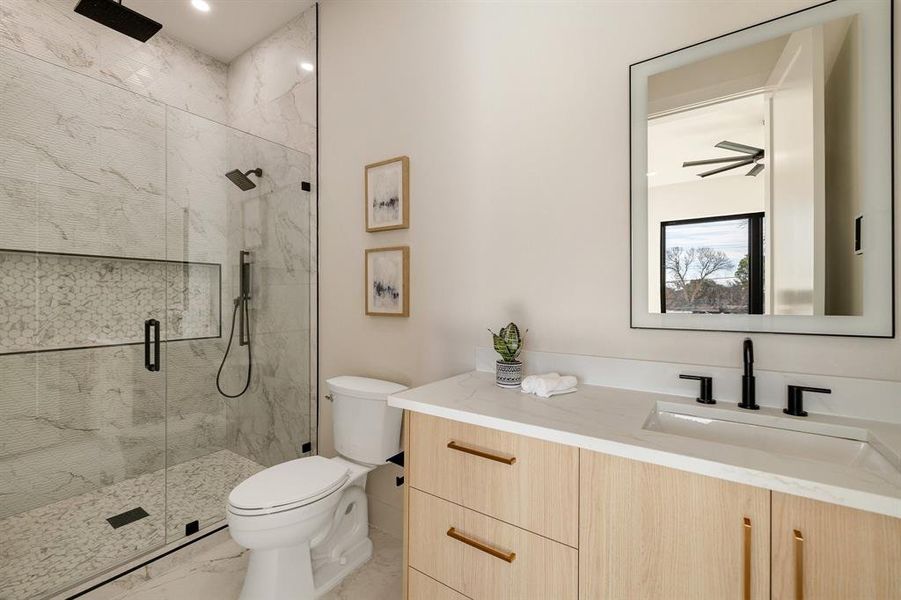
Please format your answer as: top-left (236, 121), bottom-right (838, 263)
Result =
top-left (227, 376), bottom-right (406, 600)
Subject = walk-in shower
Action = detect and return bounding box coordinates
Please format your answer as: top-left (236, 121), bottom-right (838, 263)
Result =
top-left (0, 31), bottom-right (315, 600)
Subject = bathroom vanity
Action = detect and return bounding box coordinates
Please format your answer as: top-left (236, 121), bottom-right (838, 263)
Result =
top-left (390, 371), bottom-right (901, 600)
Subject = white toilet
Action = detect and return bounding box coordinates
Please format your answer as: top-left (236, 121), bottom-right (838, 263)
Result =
top-left (227, 376), bottom-right (407, 600)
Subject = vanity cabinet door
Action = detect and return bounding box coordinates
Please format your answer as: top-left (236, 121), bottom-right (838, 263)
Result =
top-left (579, 450), bottom-right (770, 600)
top-left (772, 492), bottom-right (901, 599)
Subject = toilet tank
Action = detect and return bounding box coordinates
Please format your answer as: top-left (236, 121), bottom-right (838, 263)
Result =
top-left (327, 376), bottom-right (407, 465)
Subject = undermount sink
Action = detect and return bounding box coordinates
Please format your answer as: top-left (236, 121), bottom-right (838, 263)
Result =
top-left (643, 402), bottom-right (901, 484)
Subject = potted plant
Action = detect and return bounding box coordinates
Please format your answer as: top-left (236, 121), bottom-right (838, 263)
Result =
top-left (489, 322), bottom-right (526, 388)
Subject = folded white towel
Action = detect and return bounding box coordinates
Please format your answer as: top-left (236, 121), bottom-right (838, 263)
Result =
top-left (543, 386), bottom-right (578, 398)
top-left (521, 373), bottom-right (578, 398)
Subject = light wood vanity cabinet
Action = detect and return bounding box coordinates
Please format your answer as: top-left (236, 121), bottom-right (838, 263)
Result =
top-left (771, 492), bottom-right (901, 599)
top-left (404, 413), bottom-right (901, 600)
top-left (406, 412), bottom-right (578, 599)
top-left (579, 451), bottom-right (770, 600)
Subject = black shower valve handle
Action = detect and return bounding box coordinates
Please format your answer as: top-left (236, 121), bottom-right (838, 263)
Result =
top-left (679, 373), bottom-right (716, 404)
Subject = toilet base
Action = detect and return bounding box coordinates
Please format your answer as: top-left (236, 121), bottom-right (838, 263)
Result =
top-left (312, 536), bottom-right (373, 597)
top-left (236, 534), bottom-right (373, 600)
top-left (240, 542), bottom-right (316, 600)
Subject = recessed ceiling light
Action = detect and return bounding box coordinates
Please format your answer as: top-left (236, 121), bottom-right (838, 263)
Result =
top-left (191, 0), bottom-right (211, 12)
top-left (300, 62), bottom-right (315, 72)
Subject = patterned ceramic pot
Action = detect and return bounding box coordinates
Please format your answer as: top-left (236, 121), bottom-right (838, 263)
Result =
top-left (495, 360), bottom-right (523, 388)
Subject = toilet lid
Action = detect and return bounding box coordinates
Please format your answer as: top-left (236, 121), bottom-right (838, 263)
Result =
top-left (228, 456), bottom-right (350, 512)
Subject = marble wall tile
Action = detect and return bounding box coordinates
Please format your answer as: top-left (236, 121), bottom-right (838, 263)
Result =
top-left (165, 339), bottom-right (227, 467)
top-left (0, 47), bottom-right (168, 261)
top-left (227, 9), bottom-right (315, 127)
top-left (36, 184), bottom-right (167, 260)
top-left (0, 353), bottom-right (43, 455)
top-left (240, 186), bottom-right (313, 287)
top-left (0, 176), bottom-right (37, 251)
top-left (229, 83), bottom-right (317, 158)
top-left (225, 329), bottom-right (311, 467)
top-left (0, 47), bottom-right (103, 190)
top-left (0, 0), bottom-right (100, 75)
top-left (166, 107), bottom-right (230, 265)
top-left (0, 344), bottom-right (166, 518)
top-left (227, 7), bottom-right (317, 157)
top-left (0, 0), bottom-right (228, 123)
top-left (100, 30), bottom-right (228, 124)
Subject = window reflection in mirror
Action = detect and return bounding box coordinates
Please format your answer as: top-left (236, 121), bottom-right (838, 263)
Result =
top-left (660, 214), bottom-right (765, 315)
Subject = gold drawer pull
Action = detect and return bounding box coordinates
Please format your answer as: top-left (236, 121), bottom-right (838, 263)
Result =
top-left (793, 529), bottom-right (805, 600)
top-left (446, 527), bottom-right (516, 563)
top-left (447, 440), bottom-right (516, 465)
top-left (743, 518), bottom-right (751, 600)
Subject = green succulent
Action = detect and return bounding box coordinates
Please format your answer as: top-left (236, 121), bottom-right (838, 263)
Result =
top-left (489, 322), bottom-right (526, 363)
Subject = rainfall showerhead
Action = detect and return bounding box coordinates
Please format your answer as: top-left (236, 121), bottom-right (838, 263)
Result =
top-left (74, 0), bottom-right (162, 43)
top-left (225, 168), bottom-right (263, 191)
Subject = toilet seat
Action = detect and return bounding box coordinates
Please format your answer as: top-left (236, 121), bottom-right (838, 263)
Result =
top-left (228, 456), bottom-right (350, 516)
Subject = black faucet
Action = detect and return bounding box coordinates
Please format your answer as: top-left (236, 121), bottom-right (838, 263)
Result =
top-left (784, 385), bottom-right (831, 417)
top-left (737, 338), bottom-right (759, 410)
top-left (679, 374), bottom-right (716, 404)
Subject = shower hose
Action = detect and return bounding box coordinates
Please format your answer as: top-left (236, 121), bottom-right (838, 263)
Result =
top-left (216, 297), bottom-right (252, 398)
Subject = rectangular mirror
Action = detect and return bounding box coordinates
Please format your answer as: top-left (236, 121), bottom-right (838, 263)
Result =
top-left (630, 0), bottom-right (894, 337)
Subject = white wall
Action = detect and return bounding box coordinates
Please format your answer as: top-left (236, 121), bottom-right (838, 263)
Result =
top-left (319, 0), bottom-right (900, 536)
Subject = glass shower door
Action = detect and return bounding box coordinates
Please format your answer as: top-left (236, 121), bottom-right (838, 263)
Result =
top-left (0, 48), bottom-right (169, 598)
top-left (163, 109), bottom-right (314, 547)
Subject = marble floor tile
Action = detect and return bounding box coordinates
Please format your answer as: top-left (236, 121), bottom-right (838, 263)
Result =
top-left (0, 450), bottom-right (263, 600)
top-left (81, 527), bottom-right (403, 600)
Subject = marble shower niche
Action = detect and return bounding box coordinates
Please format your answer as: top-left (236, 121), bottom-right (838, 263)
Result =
top-left (0, 250), bottom-right (220, 354)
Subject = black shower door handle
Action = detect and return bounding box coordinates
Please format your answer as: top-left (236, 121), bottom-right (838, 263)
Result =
top-left (144, 319), bottom-right (160, 372)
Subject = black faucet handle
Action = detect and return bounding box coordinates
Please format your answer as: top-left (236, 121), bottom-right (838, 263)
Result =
top-left (784, 385), bottom-right (831, 417)
top-left (680, 374), bottom-right (716, 405)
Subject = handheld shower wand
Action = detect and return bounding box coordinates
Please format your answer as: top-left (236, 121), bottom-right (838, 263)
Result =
top-left (217, 251), bottom-right (253, 398)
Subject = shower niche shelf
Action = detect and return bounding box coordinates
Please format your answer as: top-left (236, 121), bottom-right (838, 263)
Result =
top-left (0, 249), bottom-right (221, 355)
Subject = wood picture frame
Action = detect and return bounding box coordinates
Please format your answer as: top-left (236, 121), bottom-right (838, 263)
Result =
top-left (365, 246), bottom-right (410, 317)
top-left (365, 156), bottom-right (410, 232)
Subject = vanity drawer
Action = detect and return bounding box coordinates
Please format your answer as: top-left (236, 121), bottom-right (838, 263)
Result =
top-left (409, 412), bottom-right (578, 546)
top-left (408, 488), bottom-right (577, 600)
top-left (408, 567), bottom-right (470, 600)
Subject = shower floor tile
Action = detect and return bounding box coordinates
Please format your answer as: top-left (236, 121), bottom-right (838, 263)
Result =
top-left (0, 450), bottom-right (264, 600)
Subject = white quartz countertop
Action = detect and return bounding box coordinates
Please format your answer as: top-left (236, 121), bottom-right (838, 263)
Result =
top-left (388, 371), bottom-right (901, 519)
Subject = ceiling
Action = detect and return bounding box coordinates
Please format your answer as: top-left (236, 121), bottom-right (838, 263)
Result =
top-left (127, 0), bottom-right (314, 63)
